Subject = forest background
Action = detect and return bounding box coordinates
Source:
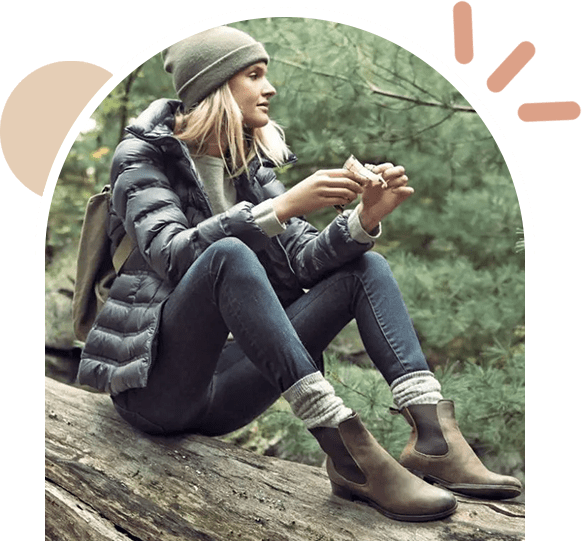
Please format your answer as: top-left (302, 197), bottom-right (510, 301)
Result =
top-left (45, 18), bottom-right (525, 494)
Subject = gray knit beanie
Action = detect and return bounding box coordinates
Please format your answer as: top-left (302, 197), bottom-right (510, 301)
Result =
top-left (163, 26), bottom-right (269, 111)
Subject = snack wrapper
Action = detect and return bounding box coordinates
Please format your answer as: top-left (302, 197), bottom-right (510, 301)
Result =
top-left (343, 155), bottom-right (387, 187)
top-left (334, 154), bottom-right (388, 213)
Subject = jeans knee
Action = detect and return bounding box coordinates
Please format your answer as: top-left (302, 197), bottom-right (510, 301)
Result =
top-left (208, 236), bottom-right (252, 258)
top-left (363, 250), bottom-right (388, 267)
top-left (207, 237), bottom-right (255, 267)
top-left (350, 251), bottom-right (393, 277)
top-left (207, 238), bottom-right (266, 282)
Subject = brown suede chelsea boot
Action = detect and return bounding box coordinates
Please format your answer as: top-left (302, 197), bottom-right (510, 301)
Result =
top-left (395, 401), bottom-right (522, 500)
top-left (310, 413), bottom-right (457, 522)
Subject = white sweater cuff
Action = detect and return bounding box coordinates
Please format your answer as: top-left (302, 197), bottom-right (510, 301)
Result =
top-left (251, 198), bottom-right (287, 237)
top-left (346, 209), bottom-right (381, 244)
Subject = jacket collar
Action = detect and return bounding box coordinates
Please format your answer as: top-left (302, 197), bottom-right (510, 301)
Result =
top-left (125, 98), bottom-right (181, 142)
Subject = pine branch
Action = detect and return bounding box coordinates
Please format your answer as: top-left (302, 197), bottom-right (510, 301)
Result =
top-left (272, 56), bottom-right (476, 114)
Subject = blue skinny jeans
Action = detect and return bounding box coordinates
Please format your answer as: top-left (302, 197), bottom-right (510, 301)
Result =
top-left (112, 237), bottom-right (431, 436)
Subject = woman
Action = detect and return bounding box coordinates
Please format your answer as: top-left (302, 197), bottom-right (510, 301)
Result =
top-left (77, 26), bottom-right (521, 522)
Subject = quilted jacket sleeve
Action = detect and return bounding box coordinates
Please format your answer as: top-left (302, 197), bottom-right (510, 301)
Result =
top-left (257, 167), bottom-right (374, 289)
top-left (279, 213), bottom-right (374, 288)
top-left (110, 137), bottom-right (272, 285)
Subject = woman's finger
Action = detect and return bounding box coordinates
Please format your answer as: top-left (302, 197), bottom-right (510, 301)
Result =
top-left (325, 189), bottom-right (359, 203)
top-left (334, 167), bottom-right (386, 188)
top-left (321, 182), bottom-right (360, 201)
top-left (325, 175), bottom-right (364, 194)
top-left (382, 166), bottom-right (407, 183)
top-left (367, 162), bottom-right (394, 174)
top-left (328, 168), bottom-right (371, 187)
top-left (390, 185), bottom-right (415, 196)
top-left (384, 174), bottom-right (409, 189)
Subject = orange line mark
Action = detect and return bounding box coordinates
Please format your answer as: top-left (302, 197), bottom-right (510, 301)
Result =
top-left (453, 2), bottom-right (473, 64)
top-left (487, 42), bottom-right (535, 92)
top-left (518, 102), bottom-right (581, 122)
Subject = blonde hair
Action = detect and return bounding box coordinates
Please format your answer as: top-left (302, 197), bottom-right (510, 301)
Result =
top-left (173, 82), bottom-right (290, 176)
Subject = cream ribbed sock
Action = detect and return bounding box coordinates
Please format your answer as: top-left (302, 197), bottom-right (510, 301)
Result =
top-left (282, 371), bottom-right (353, 429)
top-left (390, 371), bottom-right (443, 410)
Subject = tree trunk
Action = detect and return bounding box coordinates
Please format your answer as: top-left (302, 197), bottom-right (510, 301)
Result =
top-left (45, 377), bottom-right (525, 541)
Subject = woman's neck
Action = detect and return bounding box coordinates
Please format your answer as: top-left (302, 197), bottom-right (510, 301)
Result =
top-left (203, 128), bottom-right (227, 158)
top-left (205, 141), bottom-right (223, 158)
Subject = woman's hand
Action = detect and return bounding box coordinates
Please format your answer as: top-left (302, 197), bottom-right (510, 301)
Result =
top-left (272, 168), bottom-right (368, 223)
top-left (356, 163), bottom-right (415, 233)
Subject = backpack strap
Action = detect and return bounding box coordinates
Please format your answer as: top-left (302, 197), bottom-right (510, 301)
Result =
top-left (103, 183), bottom-right (135, 273)
top-left (112, 233), bottom-right (135, 273)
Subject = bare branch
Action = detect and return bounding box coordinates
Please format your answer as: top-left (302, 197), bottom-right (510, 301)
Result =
top-left (365, 81), bottom-right (476, 113)
top-left (343, 31), bottom-right (444, 104)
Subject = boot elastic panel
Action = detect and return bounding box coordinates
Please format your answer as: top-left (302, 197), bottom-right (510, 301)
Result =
top-left (401, 404), bottom-right (449, 456)
top-left (310, 425), bottom-right (367, 484)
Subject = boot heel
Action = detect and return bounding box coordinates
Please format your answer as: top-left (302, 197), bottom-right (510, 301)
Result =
top-left (330, 481), bottom-right (354, 501)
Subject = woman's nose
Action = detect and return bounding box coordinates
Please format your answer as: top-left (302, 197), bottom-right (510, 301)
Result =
top-left (263, 79), bottom-right (276, 97)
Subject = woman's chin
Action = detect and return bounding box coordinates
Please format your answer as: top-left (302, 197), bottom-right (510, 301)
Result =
top-left (244, 114), bottom-right (270, 129)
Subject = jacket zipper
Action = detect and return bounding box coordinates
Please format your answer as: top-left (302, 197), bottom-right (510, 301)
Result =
top-left (271, 235), bottom-right (294, 277)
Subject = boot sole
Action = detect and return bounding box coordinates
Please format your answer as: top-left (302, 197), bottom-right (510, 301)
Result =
top-left (409, 469), bottom-right (522, 500)
top-left (330, 481), bottom-right (458, 522)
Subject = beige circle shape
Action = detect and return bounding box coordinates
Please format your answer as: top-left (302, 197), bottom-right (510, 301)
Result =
top-left (1, 61), bottom-right (111, 196)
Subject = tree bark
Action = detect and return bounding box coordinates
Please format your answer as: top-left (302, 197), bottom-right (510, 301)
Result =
top-left (45, 377), bottom-right (525, 541)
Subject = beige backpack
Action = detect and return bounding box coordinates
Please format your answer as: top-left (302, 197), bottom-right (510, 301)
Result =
top-left (72, 186), bottom-right (134, 342)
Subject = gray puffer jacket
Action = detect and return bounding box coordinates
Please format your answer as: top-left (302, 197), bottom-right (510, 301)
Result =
top-left (77, 98), bottom-right (373, 396)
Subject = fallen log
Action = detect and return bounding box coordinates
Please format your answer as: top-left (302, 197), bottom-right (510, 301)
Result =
top-left (45, 376), bottom-right (525, 541)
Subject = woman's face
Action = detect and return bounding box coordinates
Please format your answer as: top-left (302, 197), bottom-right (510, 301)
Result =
top-left (228, 62), bottom-right (276, 128)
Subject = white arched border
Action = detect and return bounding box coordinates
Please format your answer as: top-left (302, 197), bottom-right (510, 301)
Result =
top-left (35, 7), bottom-right (535, 548)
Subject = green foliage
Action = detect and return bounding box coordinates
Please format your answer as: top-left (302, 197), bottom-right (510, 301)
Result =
top-left (331, 347), bottom-right (525, 467)
top-left (386, 250), bottom-right (525, 363)
top-left (45, 245), bottom-right (78, 348)
top-left (439, 349), bottom-right (525, 461)
top-left (388, 169), bottom-right (522, 267)
top-left (222, 347), bottom-right (524, 478)
top-left (47, 18), bottom-right (524, 476)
